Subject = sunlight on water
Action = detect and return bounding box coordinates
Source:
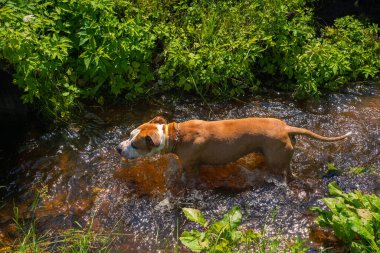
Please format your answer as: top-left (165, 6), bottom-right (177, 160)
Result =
top-left (0, 85), bottom-right (379, 251)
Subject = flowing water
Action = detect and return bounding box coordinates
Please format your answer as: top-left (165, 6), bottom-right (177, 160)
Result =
top-left (0, 84), bottom-right (379, 252)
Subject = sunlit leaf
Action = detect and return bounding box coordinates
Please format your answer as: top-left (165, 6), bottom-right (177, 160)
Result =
top-left (182, 208), bottom-right (207, 227)
top-left (179, 230), bottom-right (209, 252)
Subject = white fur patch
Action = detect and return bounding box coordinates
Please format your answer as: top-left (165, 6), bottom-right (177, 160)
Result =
top-left (157, 124), bottom-right (166, 151)
top-left (146, 124), bottom-right (166, 156)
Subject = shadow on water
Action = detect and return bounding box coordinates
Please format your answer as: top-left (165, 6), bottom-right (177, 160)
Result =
top-left (0, 84), bottom-right (379, 251)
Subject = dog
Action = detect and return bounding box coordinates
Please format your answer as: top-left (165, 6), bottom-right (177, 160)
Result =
top-left (116, 116), bottom-right (351, 183)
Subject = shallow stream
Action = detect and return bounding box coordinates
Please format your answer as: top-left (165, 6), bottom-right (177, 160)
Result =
top-left (1, 84), bottom-right (379, 252)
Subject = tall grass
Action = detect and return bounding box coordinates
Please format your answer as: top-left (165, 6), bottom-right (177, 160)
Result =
top-left (8, 189), bottom-right (124, 253)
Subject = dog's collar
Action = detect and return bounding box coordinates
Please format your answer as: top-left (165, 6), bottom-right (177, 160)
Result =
top-left (171, 122), bottom-right (180, 152)
top-left (164, 124), bottom-right (169, 148)
top-left (162, 122), bottom-right (180, 153)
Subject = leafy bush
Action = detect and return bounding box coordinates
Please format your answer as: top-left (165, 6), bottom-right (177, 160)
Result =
top-left (180, 206), bottom-right (309, 252)
top-left (155, 0), bottom-right (270, 97)
top-left (0, 0), bottom-right (155, 118)
top-left (292, 17), bottom-right (380, 97)
top-left (154, 0), bottom-right (319, 97)
top-left (0, 0), bottom-right (379, 118)
top-left (311, 182), bottom-right (380, 252)
top-left (155, 1), bottom-right (380, 98)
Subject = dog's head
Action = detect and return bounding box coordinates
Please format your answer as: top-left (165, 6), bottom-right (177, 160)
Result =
top-left (116, 116), bottom-right (168, 160)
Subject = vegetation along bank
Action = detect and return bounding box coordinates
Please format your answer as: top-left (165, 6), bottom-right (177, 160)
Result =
top-left (0, 0), bottom-right (379, 119)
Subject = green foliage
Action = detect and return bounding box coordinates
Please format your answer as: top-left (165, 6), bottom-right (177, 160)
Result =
top-left (180, 206), bottom-right (309, 253)
top-left (12, 186), bottom-right (47, 252)
top-left (349, 166), bottom-right (378, 175)
top-left (0, 0), bottom-right (379, 118)
top-left (56, 221), bottom-right (115, 253)
top-left (182, 208), bottom-right (208, 228)
top-left (311, 182), bottom-right (380, 253)
top-left (0, 0), bottom-right (155, 118)
top-left (324, 163), bottom-right (378, 176)
top-left (180, 206), bottom-right (252, 252)
top-left (292, 16), bottom-right (380, 97)
top-left (155, 0), bottom-right (269, 96)
top-left (323, 163), bottom-right (341, 177)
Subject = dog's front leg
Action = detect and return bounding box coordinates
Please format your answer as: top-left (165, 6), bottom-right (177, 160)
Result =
top-left (181, 161), bottom-right (200, 187)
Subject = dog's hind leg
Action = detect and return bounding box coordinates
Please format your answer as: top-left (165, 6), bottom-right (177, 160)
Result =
top-left (263, 144), bottom-right (294, 184)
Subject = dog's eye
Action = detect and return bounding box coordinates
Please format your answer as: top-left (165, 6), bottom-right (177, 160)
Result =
top-left (145, 136), bottom-right (154, 146)
top-left (131, 142), bottom-right (138, 149)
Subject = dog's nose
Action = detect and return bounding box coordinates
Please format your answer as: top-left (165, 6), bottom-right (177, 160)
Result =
top-left (116, 146), bottom-right (122, 154)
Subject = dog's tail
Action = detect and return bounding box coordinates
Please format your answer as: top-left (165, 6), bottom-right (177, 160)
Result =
top-left (286, 126), bottom-right (352, 142)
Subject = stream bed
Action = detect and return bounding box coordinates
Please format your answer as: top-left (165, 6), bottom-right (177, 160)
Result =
top-left (0, 84), bottom-right (379, 252)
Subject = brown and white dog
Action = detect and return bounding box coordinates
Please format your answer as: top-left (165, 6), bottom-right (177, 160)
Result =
top-left (116, 116), bottom-right (351, 183)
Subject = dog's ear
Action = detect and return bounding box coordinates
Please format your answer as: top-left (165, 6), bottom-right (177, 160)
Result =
top-left (145, 133), bottom-right (161, 148)
top-left (148, 116), bottom-right (167, 124)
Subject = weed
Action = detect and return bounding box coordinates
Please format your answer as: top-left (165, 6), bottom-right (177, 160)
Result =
top-left (12, 188), bottom-right (46, 252)
top-left (323, 163), bottom-right (341, 178)
top-left (311, 182), bottom-right (380, 252)
top-left (349, 167), bottom-right (378, 175)
top-left (180, 206), bottom-right (309, 252)
top-left (8, 189), bottom-right (124, 252)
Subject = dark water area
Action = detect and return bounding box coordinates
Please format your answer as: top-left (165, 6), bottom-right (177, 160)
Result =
top-left (0, 69), bottom-right (28, 160)
top-left (0, 84), bottom-right (379, 252)
top-left (0, 68), bottom-right (32, 205)
top-left (313, 0), bottom-right (380, 25)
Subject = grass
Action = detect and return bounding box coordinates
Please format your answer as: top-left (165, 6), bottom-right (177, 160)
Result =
top-left (10, 218), bottom-right (120, 253)
top-left (6, 200), bottom-right (310, 253)
top-left (6, 189), bottom-right (126, 253)
top-left (54, 222), bottom-right (119, 253)
top-left (5, 173), bottom-right (380, 252)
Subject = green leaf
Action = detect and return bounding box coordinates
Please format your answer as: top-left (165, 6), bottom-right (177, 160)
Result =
top-left (79, 37), bottom-right (89, 46)
top-left (211, 206), bottom-right (242, 234)
top-left (180, 230), bottom-right (209, 252)
top-left (328, 182), bottom-right (344, 197)
top-left (132, 61), bottom-right (140, 69)
top-left (84, 57), bottom-right (91, 70)
top-left (369, 195), bottom-right (380, 212)
top-left (242, 229), bottom-right (261, 241)
top-left (182, 208), bottom-right (207, 227)
top-left (224, 206), bottom-right (242, 230)
top-left (349, 216), bottom-right (374, 242)
top-left (313, 181), bottom-right (380, 252)
top-left (230, 230), bottom-right (243, 242)
top-left (372, 212), bottom-right (380, 222)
